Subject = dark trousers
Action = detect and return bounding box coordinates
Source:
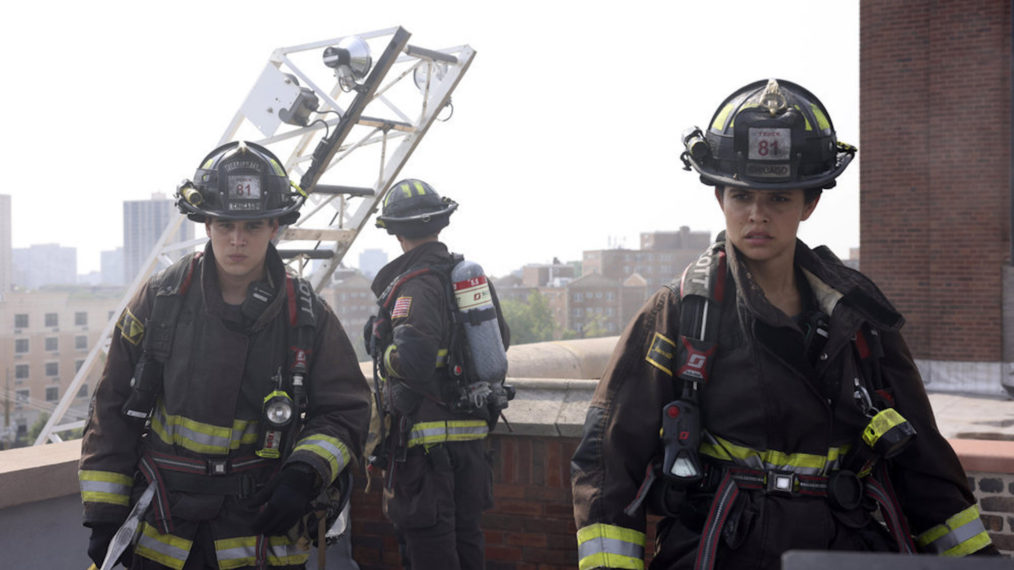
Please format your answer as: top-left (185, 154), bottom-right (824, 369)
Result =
top-left (383, 440), bottom-right (493, 570)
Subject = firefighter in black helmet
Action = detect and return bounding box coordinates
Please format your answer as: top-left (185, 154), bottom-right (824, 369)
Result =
top-left (572, 79), bottom-right (999, 569)
top-left (80, 140), bottom-right (371, 569)
top-left (368, 178), bottom-right (509, 570)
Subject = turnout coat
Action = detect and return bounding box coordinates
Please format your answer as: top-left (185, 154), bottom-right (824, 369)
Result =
top-left (571, 236), bottom-right (993, 570)
top-left (79, 244), bottom-right (371, 568)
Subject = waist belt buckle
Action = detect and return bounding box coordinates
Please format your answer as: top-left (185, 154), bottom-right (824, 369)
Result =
top-left (766, 471), bottom-right (796, 495)
top-left (207, 458), bottom-right (229, 476)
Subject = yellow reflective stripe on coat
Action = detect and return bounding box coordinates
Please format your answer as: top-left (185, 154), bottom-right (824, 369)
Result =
top-left (215, 534), bottom-right (310, 569)
top-left (79, 469), bottom-right (134, 506)
top-left (576, 523), bottom-right (645, 570)
top-left (916, 504), bottom-right (993, 556)
top-left (699, 433), bottom-right (848, 476)
top-left (408, 420), bottom-right (488, 447)
top-left (135, 522), bottom-right (193, 569)
top-left (292, 434), bottom-right (350, 483)
top-left (149, 401), bottom-right (258, 455)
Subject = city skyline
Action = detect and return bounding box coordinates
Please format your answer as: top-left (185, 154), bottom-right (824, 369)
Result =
top-left (1, 1), bottom-right (860, 280)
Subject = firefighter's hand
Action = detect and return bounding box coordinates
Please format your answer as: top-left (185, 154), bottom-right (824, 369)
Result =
top-left (250, 464), bottom-right (318, 535)
top-left (87, 522), bottom-right (130, 567)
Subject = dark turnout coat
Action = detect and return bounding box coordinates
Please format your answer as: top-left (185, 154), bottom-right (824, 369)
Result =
top-left (79, 244), bottom-right (371, 568)
top-left (571, 237), bottom-right (994, 569)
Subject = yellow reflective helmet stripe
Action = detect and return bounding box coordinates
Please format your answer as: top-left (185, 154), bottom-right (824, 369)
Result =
top-left (79, 469), bottom-right (134, 506)
top-left (408, 420), bottom-right (488, 447)
top-left (810, 103), bottom-right (831, 131)
top-left (712, 102), bottom-right (736, 131)
top-left (916, 504), bottom-right (993, 556)
top-left (576, 523), bottom-right (645, 570)
top-left (699, 433), bottom-right (848, 475)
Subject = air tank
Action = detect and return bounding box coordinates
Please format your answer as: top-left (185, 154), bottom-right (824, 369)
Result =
top-left (450, 259), bottom-right (508, 383)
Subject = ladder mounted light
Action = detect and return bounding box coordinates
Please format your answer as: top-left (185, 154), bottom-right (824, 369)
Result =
top-left (323, 36), bottom-right (373, 91)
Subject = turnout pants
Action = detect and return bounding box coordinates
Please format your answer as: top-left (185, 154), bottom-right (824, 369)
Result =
top-left (383, 439), bottom-right (493, 570)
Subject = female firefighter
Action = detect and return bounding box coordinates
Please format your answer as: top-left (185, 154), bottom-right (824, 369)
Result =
top-left (570, 79), bottom-right (1000, 569)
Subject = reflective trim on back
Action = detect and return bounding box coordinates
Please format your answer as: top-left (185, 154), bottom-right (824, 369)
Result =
top-left (407, 419), bottom-right (488, 447)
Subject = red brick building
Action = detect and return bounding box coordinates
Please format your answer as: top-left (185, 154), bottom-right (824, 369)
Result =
top-left (860, 0), bottom-right (1012, 395)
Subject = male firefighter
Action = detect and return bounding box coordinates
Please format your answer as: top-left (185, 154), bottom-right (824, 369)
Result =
top-left (79, 141), bottom-right (371, 569)
top-left (367, 179), bottom-right (511, 570)
top-left (571, 79), bottom-right (999, 569)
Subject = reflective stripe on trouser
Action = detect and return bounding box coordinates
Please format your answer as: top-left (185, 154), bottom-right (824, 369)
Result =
top-left (79, 469), bottom-right (133, 507)
top-left (291, 433), bottom-right (351, 482)
top-left (699, 432), bottom-right (848, 476)
top-left (917, 504), bottom-right (993, 556)
top-left (149, 401), bottom-right (258, 455)
top-left (134, 522), bottom-right (310, 569)
top-left (576, 523), bottom-right (646, 570)
top-left (407, 419), bottom-right (488, 447)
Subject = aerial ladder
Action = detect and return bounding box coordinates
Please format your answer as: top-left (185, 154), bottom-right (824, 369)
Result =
top-left (36, 27), bottom-right (474, 445)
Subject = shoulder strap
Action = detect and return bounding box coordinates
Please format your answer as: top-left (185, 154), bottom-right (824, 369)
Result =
top-left (672, 240), bottom-right (727, 386)
top-left (143, 253), bottom-right (202, 362)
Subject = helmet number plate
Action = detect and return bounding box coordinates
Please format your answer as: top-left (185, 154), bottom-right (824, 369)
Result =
top-left (227, 175), bottom-right (262, 210)
top-left (748, 128), bottom-right (790, 160)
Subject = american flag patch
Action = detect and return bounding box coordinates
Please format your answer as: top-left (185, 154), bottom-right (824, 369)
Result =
top-left (391, 296), bottom-right (412, 318)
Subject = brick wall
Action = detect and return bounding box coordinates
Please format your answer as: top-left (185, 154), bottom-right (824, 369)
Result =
top-left (971, 472), bottom-right (1014, 553)
top-left (860, 0), bottom-right (1011, 362)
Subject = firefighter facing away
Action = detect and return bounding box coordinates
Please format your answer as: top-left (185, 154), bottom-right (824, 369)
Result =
top-left (570, 79), bottom-right (1000, 569)
top-left (79, 141), bottom-right (372, 569)
top-left (366, 179), bottom-right (512, 570)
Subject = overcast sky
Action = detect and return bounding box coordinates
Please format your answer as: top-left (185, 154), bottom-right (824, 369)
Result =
top-left (1, 0), bottom-right (860, 278)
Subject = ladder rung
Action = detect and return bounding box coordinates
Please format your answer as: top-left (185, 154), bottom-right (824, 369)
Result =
top-left (311, 184), bottom-right (376, 197)
top-left (278, 249), bottom-right (335, 260)
top-left (358, 115), bottom-right (415, 133)
top-left (280, 227), bottom-right (357, 242)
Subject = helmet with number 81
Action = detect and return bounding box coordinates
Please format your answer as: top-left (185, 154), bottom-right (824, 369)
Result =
top-left (681, 79), bottom-right (856, 191)
top-left (175, 141), bottom-right (304, 224)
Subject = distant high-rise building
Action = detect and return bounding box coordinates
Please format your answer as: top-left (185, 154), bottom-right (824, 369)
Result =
top-left (357, 248), bottom-right (388, 280)
top-left (101, 248), bottom-right (125, 286)
top-left (12, 244), bottom-right (77, 289)
top-left (123, 193), bottom-right (193, 285)
top-left (583, 226), bottom-right (711, 289)
top-left (0, 194), bottom-right (10, 295)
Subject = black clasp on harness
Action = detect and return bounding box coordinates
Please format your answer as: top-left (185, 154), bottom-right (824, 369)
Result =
top-left (765, 471), bottom-right (797, 495)
top-left (208, 458), bottom-right (229, 476)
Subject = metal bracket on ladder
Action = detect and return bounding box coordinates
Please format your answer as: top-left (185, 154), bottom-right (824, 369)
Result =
top-left (36, 26), bottom-right (475, 445)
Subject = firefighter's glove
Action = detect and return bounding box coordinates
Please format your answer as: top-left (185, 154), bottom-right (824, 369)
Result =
top-left (87, 522), bottom-right (131, 567)
top-left (250, 464), bottom-right (318, 535)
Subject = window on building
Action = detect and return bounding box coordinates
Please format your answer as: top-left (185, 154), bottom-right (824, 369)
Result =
top-left (75, 360), bottom-right (84, 372)
top-left (15, 339), bottom-right (28, 354)
top-left (46, 386), bottom-right (59, 402)
top-left (15, 364), bottom-right (28, 379)
top-left (75, 335), bottom-right (87, 350)
top-left (607, 292), bottom-right (615, 301)
top-left (108, 310), bottom-right (115, 320)
top-left (75, 311), bottom-right (88, 326)
top-left (77, 384), bottom-right (89, 399)
top-left (45, 313), bottom-right (58, 327)
top-left (574, 293), bottom-right (583, 302)
top-left (15, 389), bottom-right (29, 403)
top-left (45, 362), bottom-right (58, 377)
top-left (45, 337), bottom-right (58, 351)
top-left (595, 292), bottom-right (603, 298)
top-left (14, 313), bottom-right (28, 329)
